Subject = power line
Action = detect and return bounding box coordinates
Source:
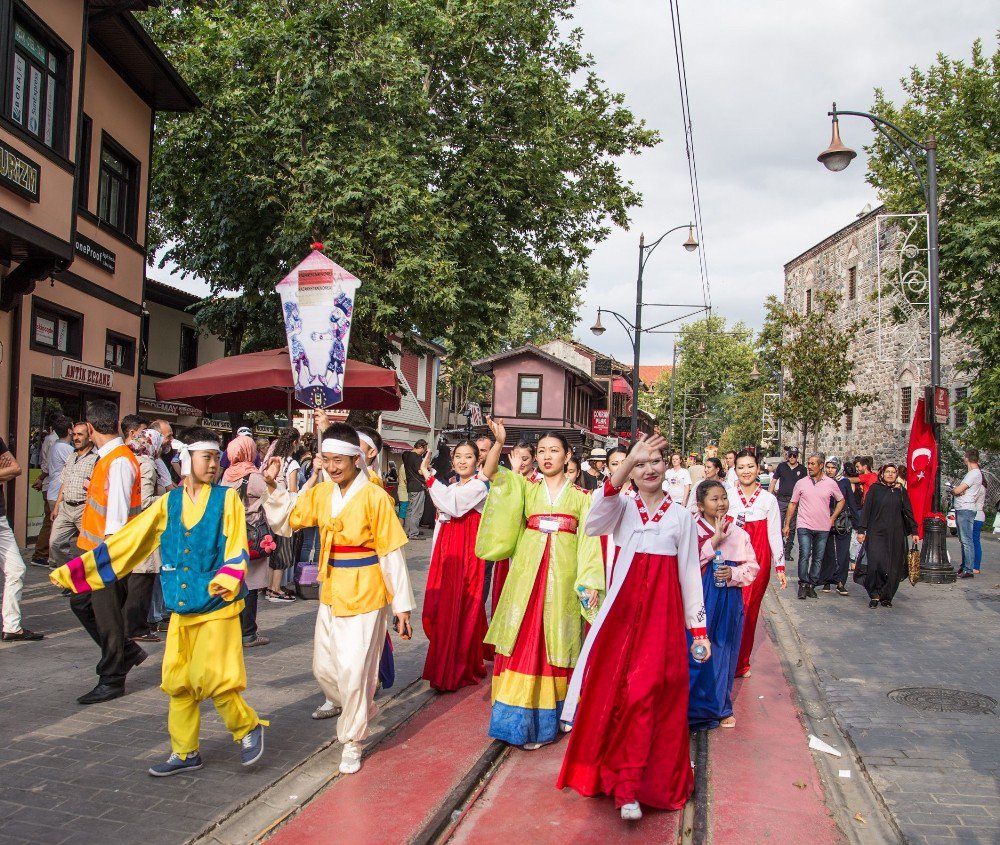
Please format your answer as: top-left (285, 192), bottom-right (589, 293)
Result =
top-left (669, 0), bottom-right (712, 314)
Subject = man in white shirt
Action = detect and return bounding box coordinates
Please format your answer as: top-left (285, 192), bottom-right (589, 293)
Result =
top-left (724, 450), bottom-right (738, 487)
top-left (952, 448), bottom-right (984, 578)
top-left (30, 416), bottom-right (62, 565)
top-left (37, 417), bottom-right (75, 567)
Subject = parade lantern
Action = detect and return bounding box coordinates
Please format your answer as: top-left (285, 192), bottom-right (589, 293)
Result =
top-left (276, 243), bottom-right (361, 409)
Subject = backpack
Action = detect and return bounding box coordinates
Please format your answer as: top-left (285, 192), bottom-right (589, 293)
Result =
top-left (237, 477), bottom-right (275, 560)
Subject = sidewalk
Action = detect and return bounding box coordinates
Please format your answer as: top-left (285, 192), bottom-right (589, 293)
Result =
top-left (0, 537), bottom-right (433, 845)
top-left (770, 536), bottom-right (1000, 845)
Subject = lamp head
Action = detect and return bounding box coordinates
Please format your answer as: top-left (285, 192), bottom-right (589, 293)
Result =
top-left (590, 311), bottom-right (606, 337)
top-left (683, 225), bottom-right (699, 252)
top-left (818, 104), bottom-right (857, 172)
top-left (749, 363), bottom-right (761, 380)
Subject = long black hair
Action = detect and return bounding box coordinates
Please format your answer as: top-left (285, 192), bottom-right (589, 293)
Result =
top-left (272, 426), bottom-right (300, 459)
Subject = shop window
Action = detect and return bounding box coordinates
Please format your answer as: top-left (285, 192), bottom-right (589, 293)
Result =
top-left (900, 386), bottom-right (912, 425)
top-left (517, 374), bottom-right (542, 418)
top-left (30, 297), bottom-right (82, 358)
top-left (7, 15), bottom-right (70, 153)
top-left (97, 135), bottom-right (140, 238)
top-left (179, 324), bottom-right (199, 372)
top-left (954, 386), bottom-right (967, 428)
top-left (77, 114), bottom-right (92, 209)
top-left (105, 331), bottom-right (135, 374)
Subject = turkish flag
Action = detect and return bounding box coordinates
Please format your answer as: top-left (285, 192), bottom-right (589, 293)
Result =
top-left (906, 398), bottom-right (937, 538)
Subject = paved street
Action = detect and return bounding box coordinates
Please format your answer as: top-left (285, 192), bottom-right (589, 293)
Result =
top-left (0, 537), bottom-right (434, 845)
top-left (770, 534), bottom-right (1000, 845)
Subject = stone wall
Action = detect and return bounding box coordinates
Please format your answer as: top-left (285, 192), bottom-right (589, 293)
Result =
top-left (782, 205), bottom-right (968, 466)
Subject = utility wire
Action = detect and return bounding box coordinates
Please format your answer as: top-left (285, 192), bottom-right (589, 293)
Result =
top-left (669, 0), bottom-right (712, 314)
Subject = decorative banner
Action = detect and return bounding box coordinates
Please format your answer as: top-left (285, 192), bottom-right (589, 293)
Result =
top-left (275, 246), bottom-right (360, 409)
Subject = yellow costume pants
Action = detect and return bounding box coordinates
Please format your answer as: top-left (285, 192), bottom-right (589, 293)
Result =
top-left (161, 612), bottom-right (261, 756)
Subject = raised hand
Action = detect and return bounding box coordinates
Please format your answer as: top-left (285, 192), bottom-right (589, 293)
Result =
top-left (313, 408), bottom-right (330, 432)
top-left (420, 451), bottom-right (433, 479)
top-left (262, 456), bottom-right (283, 490)
top-left (486, 416), bottom-right (506, 445)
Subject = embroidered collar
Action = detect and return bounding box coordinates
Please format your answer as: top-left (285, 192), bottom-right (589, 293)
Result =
top-left (738, 483), bottom-right (762, 510)
top-left (636, 493), bottom-right (671, 525)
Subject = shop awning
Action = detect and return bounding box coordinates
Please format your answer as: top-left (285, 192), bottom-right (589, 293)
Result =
top-left (612, 376), bottom-right (634, 396)
top-left (154, 348), bottom-right (400, 414)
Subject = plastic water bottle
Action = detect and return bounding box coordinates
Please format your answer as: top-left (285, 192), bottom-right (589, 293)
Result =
top-left (713, 550), bottom-right (727, 588)
top-left (577, 585), bottom-right (590, 608)
top-left (693, 643), bottom-right (709, 662)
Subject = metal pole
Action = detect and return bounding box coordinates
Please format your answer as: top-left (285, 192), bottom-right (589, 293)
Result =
top-left (668, 345), bottom-right (677, 449)
top-left (925, 139), bottom-right (941, 513)
top-left (631, 236), bottom-right (643, 444)
top-left (681, 388), bottom-right (688, 456)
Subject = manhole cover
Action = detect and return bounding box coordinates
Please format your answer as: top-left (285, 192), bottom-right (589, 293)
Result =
top-left (888, 687), bottom-right (997, 715)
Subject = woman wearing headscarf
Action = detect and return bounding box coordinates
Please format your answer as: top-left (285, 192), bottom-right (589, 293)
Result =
top-left (122, 428), bottom-right (167, 641)
top-left (819, 457), bottom-right (861, 595)
top-left (221, 435), bottom-right (272, 647)
top-left (857, 463), bottom-right (919, 608)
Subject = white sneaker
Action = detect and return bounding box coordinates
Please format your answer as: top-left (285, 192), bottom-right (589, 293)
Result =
top-left (620, 801), bottom-right (642, 821)
top-left (339, 741), bottom-right (362, 774)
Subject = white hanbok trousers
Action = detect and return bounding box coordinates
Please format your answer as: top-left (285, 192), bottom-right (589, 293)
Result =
top-left (313, 602), bottom-right (389, 744)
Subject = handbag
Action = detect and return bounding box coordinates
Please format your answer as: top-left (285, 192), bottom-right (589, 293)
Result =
top-left (852, 545), bottom-right (868, 584)
top-left (833, 508), bottom-right (851, 535)
top-left (908, 541), bottom-right (921, 585)
top-left (238, 477), bottom-right (275, 560)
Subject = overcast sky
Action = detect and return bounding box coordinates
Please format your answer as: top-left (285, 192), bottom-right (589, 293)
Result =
top-left (152, 2), bottom-right (996, 365)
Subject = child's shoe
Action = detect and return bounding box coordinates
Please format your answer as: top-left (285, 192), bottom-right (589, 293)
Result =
top-left (149, 752), bottom-right (203, 777)
top-left (240, 725), bottom-right (265, 767)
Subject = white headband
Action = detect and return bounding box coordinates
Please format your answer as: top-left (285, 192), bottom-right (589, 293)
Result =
top-left (178, 441), bottom-right (221, 477)
top-left (357, 433), bottom-right (381, 473)
top-left (321, 438), bottom-right (369, 476)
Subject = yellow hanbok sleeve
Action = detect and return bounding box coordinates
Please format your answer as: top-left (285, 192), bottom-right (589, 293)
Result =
top-left (208, 487), bottom-right (250, 601)
top-left (263, 483), bottom-right (328, 536)
top-left (475, 467), bottom-right (527, 561)
top-left (367, 486), bottom-right (408, 557)
top-left (50, 496), bottom-right (170, 593)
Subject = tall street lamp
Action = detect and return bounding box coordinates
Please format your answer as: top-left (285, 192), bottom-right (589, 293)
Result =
top-left (591, 223), bottom-right (700, 444)
top-left (819, 101), bottom-right (951, 583)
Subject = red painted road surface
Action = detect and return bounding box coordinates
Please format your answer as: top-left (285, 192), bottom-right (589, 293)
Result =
top-left (267, 684), bottom-right (495, 845)
top-left (710, 615), bottom-right (845, 845)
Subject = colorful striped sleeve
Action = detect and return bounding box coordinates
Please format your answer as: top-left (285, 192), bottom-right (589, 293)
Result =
top-left (208, 487), bottom-right (250, 601)
top-left (50, 496), bottom-right (168, 594)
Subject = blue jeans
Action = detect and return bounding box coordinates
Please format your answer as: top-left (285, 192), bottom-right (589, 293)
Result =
top-left (973, 518), bottom-right (983, 571)
top-left (796, 528), bottom-right (828, 586)
top-left (955, 509), bottom-right (976, 574)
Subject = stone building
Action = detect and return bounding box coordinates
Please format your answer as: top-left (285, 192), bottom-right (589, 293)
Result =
top-left (783, 204), bottom-right (968, 463)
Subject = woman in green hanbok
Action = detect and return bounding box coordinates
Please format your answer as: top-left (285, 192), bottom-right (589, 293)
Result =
top-left (475, 419), bottom-right (605, 749)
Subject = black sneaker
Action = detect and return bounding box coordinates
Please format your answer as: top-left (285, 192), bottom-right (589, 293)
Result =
top-left (797, 584), bottom-right (808, 600)
top-left (2, 628), bottom-right (44, 641)
top-left (836, 583), bottom-right (849, 596)
top-left (29, 558), bottom-right (50, 568)
top-left (806, 585), bottom-right (818, 598)
top-left (821, 584), bottom-right (832, 593)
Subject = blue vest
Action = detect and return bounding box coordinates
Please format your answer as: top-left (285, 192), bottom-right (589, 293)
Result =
top-left (159, 485), bottom-right (247, 615)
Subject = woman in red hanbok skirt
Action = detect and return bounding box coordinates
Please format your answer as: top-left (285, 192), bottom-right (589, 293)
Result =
top-left (726, 450), bottom-right (787, 677)
top-left (420, 441), bottom-right (490, 692)
top-left (558, 434), bottom-right (709, 822)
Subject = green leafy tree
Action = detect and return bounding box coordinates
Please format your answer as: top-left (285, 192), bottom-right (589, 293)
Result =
top-left (763, 292), bottom-right (875, 451)
top-left (141, 1), bottom-right (658, 365)
top-left (865, 36), bottom-right (1000, 449)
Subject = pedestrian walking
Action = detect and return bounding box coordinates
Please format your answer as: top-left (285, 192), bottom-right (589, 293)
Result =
top-left (262, 423), bottom-right (415, 775)
top-left (37, 415), bottom-right (75, 567)
top-left (476, 418), bottom-right (604, 750)
top-left (664, 452), bottom-right (692, 505)
top-left (723, 450), bottom-right (738, 487)
top-left (728, 450), bottom-right (786, 678)
top-left (221, 435), bottom-right (272, 648)
top-left (973, 478), bottom-right (986, 574)
top-left (689, 456), bottom-right (724, 515)
top-left (818, 457), bottom-right (861, 595)
top-left (769, 447), bottom-right (807, 562)
top-left (687, 453), bottom-right (705, 485)
top-left (48, 423), bottom-right (98, 568)
top-left (52, 426), bottom-right (267, 776)
top-left (419, 441), bottom-right (490, 692)
top-left (121, 428), bottom-right (168, 642)
top-left (853, 456), bottom-right (878, 499)
top-left (0, 435), bottom-right (44, 641)
top-left (783, 453), bottom-right (845, 599)
top-left (402, 439), bottom-right (429, 538)
top-left (951, 449), bottom-right (984, 578)
top-left (857, 463), bottom-right (919, 608)
top-left (584, 447), bottom-right (608, 486)
top-left (558, 433), bottom-right (706, 821)
top-left (29, 415), bottom-right (60, 566)
top-left (689, 480), bottom-right (758, 730)
top-left (69, 400), bottom-right (148, 704)
top-left (264, 427), bottom-right (301, 602)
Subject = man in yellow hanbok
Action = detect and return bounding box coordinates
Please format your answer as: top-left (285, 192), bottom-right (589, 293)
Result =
top-left (263, 422), bottom-right (414, 775)
top-left (51, 427), bottom-right (266, 777)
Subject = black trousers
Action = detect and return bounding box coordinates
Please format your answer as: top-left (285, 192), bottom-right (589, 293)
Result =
top-left (777, 498), bottom-right (796, 561)
top-left (819, 530), bottom-right (852, 586)
top-left (122, 572), bottom-right (157, 637)
top-left (240, 589), bottom-right (259, 640)
top-left (70, 577), bottom-right (144, 687)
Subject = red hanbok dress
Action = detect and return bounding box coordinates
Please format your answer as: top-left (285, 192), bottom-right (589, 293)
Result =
top-left (421, 475), bottom-right (490, 691)
top-left (724, 482), bottom-right (784, 676)
top-left (558, 481), bottom-right (707, 811)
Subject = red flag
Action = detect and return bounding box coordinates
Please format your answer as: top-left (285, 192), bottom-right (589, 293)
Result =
top-left (906, 398), bottom-right (937, 538)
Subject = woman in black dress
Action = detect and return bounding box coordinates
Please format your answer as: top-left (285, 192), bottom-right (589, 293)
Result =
top-left (857, 463), bottom-right (919, 608)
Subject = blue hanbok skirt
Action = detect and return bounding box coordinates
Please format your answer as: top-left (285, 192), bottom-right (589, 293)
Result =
top-left (687, 565), bottom-right (745, 730)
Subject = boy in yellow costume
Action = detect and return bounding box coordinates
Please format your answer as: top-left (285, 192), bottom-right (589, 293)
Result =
top-left (263, 422), bottom-right (414, 775)
top-left (51, 427), bottom-right (266, 777)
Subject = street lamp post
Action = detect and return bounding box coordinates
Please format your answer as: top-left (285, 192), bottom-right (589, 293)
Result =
top-left (591, 223), bottom-right (699, 444)
top-left (819, 102), bottom-right (951, 583)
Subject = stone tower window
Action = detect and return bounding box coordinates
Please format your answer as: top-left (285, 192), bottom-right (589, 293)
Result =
top-left (900, 386), bottom-right (912, 425)
top-left (954, 387), bottom-right (967, 428)
top-left (804, 289), bottom-right (812, 314)
top-left (847, 266), bottom-right (857, 300)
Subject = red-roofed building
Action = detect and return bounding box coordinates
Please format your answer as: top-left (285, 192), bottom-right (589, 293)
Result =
top-left (639, 364), bottom-right (673, 390)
